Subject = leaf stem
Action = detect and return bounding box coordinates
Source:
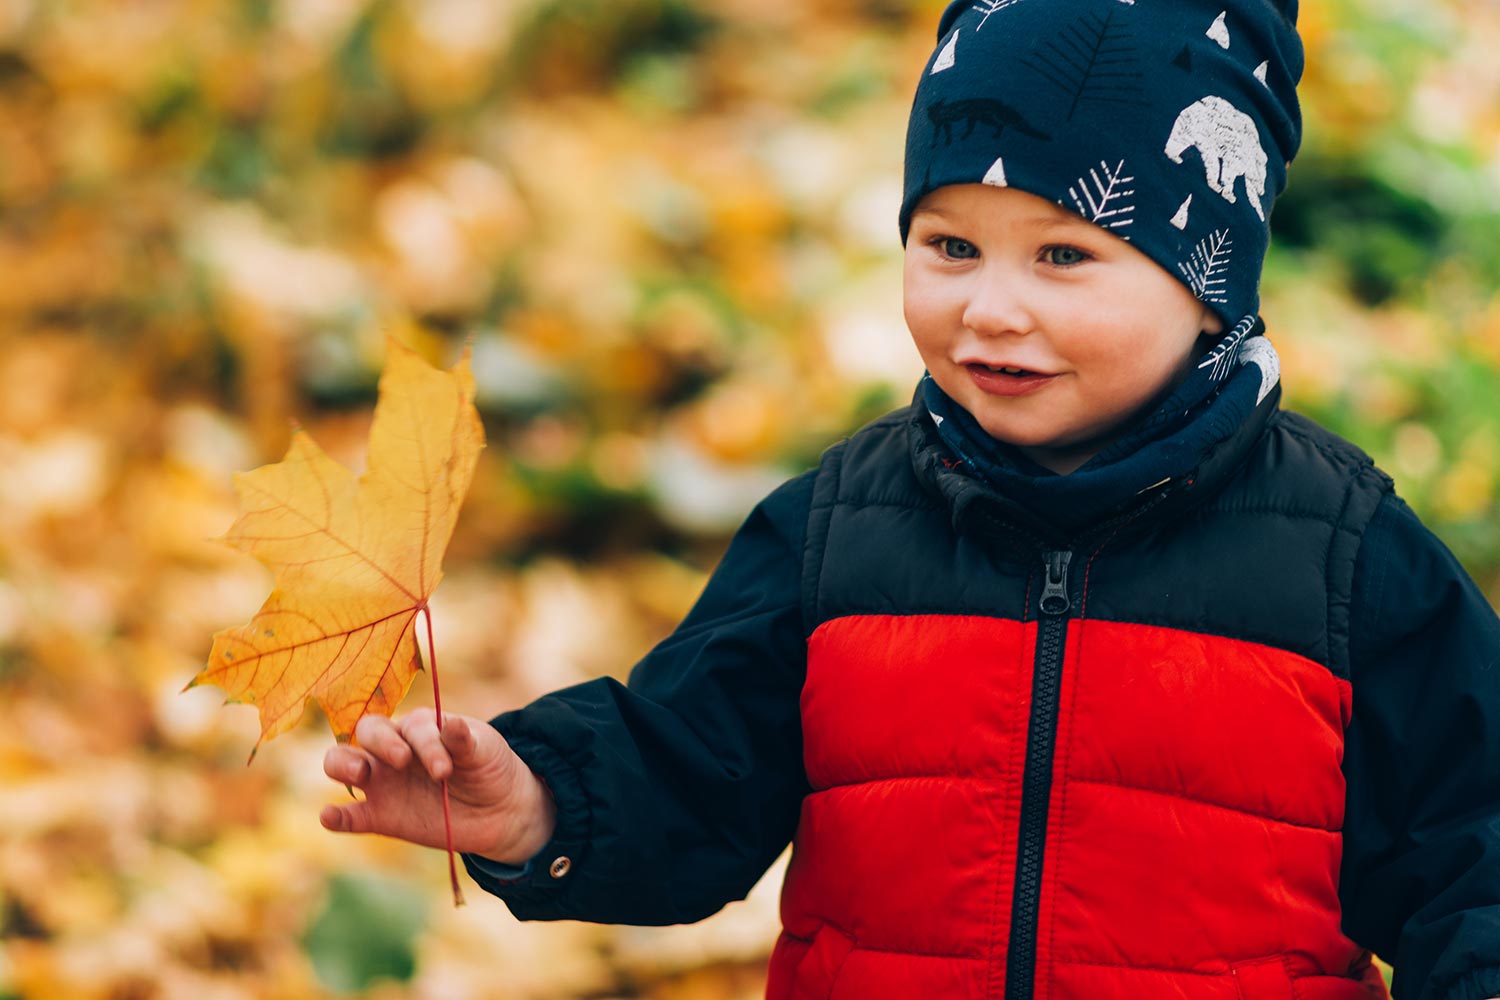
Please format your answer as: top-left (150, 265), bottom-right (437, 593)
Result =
top-left (421, 603), bottom-right (464, 907)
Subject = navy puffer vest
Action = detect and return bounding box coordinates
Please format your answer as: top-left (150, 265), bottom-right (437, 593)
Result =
top-left (767, 390), bottom-right (1393, 1000)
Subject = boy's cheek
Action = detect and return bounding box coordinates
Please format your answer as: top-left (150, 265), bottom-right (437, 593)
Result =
top-left (902, 280), bottom-right (948, 318)
top-left (892, 296), bottom-right (944, 373)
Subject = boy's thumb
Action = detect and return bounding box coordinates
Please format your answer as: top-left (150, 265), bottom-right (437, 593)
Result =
top-left (440, 717), bottom-right (475, 763)
top-left (321, 801), bottom-right (372, 834)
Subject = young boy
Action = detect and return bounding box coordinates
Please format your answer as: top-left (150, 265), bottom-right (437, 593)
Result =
top-left (320, 1), bottom-right (1500, 997)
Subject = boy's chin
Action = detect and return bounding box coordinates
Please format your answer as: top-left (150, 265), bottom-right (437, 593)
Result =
top-left (985, 418), bottom-right (1140, 475)
top-left (1013, 442), bottom-right (1101, 476)
top-left (974, 426), bottom-right (1108, 476)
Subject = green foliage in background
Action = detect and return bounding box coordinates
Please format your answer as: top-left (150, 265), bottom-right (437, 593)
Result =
top-left (1258, 2), bottom-right (1500, 590)
top-left (301, 873), bottom-right (429, 993)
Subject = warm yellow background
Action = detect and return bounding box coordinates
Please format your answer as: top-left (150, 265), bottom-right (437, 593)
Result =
top-left (1, 1), bottom-right (1497, 997)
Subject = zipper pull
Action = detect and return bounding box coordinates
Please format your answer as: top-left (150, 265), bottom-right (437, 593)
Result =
top-left (1040, 550), bottom-right (1073, 616)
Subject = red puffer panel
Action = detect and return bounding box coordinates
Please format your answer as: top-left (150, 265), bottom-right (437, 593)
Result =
top-left (768, 614), bottom-right (1390, 1000)
top-left (769, 614), bottom-right (1034, 999)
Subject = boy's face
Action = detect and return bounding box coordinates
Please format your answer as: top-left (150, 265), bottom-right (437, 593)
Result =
top-left (904, 184), bottom-right (1224, 475)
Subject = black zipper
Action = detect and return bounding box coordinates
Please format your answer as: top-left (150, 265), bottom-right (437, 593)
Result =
top-left (1004, 548), bottom-right (1072, 1000)
top-left (995, 481), bottom-right (1183, 999)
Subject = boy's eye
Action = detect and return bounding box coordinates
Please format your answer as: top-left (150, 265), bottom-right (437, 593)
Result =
top-left (1044, 245), bottom-right (1089, 266)
top-left (936, 237), bottom-right (979, 259)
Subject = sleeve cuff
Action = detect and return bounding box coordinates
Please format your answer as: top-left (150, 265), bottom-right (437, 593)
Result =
top-left (462, 851), bottom-right (534, 882)
top-left (460, 726), bottom-right (591, 909)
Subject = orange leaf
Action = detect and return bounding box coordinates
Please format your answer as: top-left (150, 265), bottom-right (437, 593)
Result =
top-left (190, 337), bottom-right (485, 760)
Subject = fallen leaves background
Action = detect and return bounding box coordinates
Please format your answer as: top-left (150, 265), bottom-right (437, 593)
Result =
top-left (1, 1), bottom-right (1497, 998)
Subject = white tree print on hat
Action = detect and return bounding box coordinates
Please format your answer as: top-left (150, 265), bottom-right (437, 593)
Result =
top-left (1164, 95), bottom-right (1269, 221)
top-left (971, 0), bottom-right (1028, 32)
top-left (932, 29), bottom-right (959, 74)
top-left (1197, 314), bottom-right (1258, 382)
top-left (1178, 228), bottom-right (1232, 305)
top-left (1207, 11), bottom-right (1230, 49)
top-left (982, 157), bottom-right (1009, 186)
top-left (1068, 159), bottom-right (1136, 238)
top-left (1171, 195), bottom-right (1193, 230)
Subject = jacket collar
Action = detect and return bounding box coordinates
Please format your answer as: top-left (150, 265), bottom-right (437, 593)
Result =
top-left (907, 343), bottom-right (1283, 550)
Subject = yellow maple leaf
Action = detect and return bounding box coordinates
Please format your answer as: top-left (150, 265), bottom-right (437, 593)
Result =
top-left (190, 337), bottom-right (485, 760)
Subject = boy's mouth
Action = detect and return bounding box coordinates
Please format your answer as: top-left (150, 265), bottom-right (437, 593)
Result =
top-left (965, 362), bottom-right (1051, 377)
top-left (964, 362), bottom-right (1057, 396)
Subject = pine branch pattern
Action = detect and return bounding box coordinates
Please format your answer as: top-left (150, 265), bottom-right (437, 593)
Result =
top-left (1068, 159), bottom-right (1136, 237)
top-left (971, 0), bottom-right (1028, 31)
top-left (1178, 229), bottom-right (1232, 305)
top-left (1021, 9), bottom-right (1145, 121)
top-left (1196, 314), bottom-right (1257, 381)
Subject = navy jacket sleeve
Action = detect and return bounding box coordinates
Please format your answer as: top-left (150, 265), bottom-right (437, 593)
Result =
top-left (1340, 493), bottom-right (1500, 1000)
top-left (461, 470), bottom-right (815, 925)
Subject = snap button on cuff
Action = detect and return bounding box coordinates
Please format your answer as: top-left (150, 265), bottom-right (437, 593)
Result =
top-left (549, 856), bottom-right (571, 879)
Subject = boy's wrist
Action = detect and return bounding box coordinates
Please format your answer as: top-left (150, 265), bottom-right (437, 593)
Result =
top-left (480, 767), bottom-right (557, 866)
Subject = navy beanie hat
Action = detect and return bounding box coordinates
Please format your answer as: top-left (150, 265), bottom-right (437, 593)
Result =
top-left (899, 0), bottom-right (1304, 332)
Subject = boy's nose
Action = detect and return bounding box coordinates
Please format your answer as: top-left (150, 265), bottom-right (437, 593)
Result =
top-left (961, 274), bottom-right (1037, 338)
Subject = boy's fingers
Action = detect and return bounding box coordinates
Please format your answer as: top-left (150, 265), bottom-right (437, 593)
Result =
top-left (398, 712), bottom-right (453, 781)
top-left (354, 714), bottom-right (411, 769)
top-left (323, 745), bottom-right (372, 787)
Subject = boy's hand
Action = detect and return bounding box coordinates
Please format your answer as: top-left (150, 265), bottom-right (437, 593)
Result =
top-left (320, 709), bottom-right (557, 867)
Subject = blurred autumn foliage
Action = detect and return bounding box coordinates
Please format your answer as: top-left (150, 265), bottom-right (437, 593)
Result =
top-left (0, 0), bottom-right (1496, 998)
